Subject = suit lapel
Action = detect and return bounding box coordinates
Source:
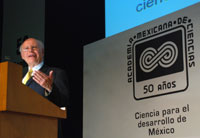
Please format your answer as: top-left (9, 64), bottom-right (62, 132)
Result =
top-left (26, 77), bottom-right (34, 86)
top-left (39, 65), bottom-right (49, 75)
top-left (25, 64), bottom-right (49, 86)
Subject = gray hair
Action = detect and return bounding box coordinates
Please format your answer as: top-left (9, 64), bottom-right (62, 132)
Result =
top-left (19, 38), bottom-right (44, 52)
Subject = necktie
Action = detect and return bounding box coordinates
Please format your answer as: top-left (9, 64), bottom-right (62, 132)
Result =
top-left (23, 69), bottom-right (33, 84)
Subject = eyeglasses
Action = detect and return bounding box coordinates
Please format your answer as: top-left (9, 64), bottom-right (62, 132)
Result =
top-left (21, 46), bottom-right (39, 52)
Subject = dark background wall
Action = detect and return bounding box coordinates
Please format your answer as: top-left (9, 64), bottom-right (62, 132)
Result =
top-left (45, 1), bottom-right (105, 138)
top-left (0, 0), bottom-right (2, 60)
top-left (0, 0), bottom-right (105, 138)
top-left (45, 0), bottom-right (105, 138)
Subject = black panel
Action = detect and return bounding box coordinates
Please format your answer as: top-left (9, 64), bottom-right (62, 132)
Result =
top-left (45, 0), bottom-right (105, 138)
top-left (0, 0), bottom-right (3, 61)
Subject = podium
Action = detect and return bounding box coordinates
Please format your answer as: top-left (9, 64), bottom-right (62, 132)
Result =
top-left (0, 62), bottom-right (67, 138)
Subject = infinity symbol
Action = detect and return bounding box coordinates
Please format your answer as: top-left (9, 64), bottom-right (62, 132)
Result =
top-left (139, 41), bottom-right (178, 73)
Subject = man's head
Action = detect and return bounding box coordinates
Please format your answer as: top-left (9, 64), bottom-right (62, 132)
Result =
top-left (20, 38), bottom-right (44, 68)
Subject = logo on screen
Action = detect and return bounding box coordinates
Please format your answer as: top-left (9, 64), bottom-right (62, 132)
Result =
top-left (139, 41), bottom-right (178, 73)
top-left (126, 17), bottom-right (195, 100)
top-left (135, 30), bottom-right (184, 82)
top-left (132, 26), bottom-right (189, 100)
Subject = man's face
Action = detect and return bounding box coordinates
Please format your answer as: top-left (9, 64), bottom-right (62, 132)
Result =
top-left (20, 38), bottom-right (44, 68)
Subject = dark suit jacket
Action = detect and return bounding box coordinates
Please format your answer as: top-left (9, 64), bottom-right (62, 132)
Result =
top-left (25, 64), bottom-right (70, 138)
top-left (26, 64), bottom-right (69, 106)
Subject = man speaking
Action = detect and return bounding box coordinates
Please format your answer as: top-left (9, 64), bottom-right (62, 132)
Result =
top-left (20, 38), bottom-right (70, 138)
